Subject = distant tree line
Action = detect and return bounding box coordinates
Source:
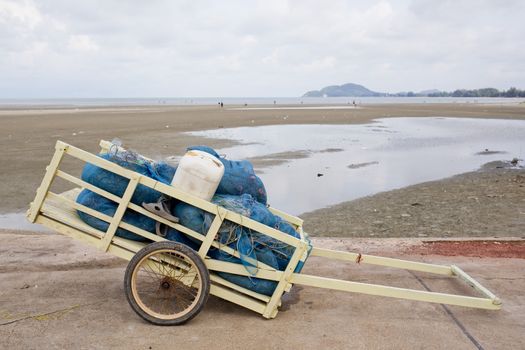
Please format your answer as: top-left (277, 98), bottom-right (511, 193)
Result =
top-left (429, 87), bottom-right (525, 98)
top-left (392, 87), bottom-right (525, 98)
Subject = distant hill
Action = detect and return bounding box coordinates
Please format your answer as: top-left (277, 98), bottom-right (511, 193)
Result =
top-left (303, 83), bottom-right (385, 97)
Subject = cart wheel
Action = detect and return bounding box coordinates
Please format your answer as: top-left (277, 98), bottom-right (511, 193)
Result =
top-left (124, 241), bottom-right (210, 326)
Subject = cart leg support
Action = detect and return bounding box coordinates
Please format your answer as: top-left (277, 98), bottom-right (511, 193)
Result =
top-left (301, 247), bottom-right (501, 310)
top-left (311, 247), bottom-right (453, 275)
top-left (290, 273), bottom-right (500, 310)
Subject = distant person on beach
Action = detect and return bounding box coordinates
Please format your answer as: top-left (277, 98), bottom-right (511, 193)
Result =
top-left (220, 102), bottom-right (223, 108)
top-left (352, 100), bottom-right (356, 107)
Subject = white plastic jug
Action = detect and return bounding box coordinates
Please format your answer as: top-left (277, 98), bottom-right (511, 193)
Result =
top-left (171, 150), bottom-right (225, 201)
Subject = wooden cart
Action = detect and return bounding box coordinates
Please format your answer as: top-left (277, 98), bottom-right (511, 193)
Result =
top-left (27, 140), bottom-right (501, 325)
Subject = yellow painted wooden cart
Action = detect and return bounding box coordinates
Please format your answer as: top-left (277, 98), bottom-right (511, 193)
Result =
top-left (27, 140), bottom-right (501, 325)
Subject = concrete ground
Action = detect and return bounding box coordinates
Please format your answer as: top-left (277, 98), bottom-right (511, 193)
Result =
top-left (1, 231), bottom-right (523, 350)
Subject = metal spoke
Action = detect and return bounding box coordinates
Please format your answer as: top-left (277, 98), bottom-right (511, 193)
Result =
top-left (131, 248), bottom-right (202, 319)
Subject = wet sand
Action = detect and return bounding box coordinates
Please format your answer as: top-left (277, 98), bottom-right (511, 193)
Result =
top-left (302, 163), bottom-right (525, 238)
top-left (1, 103), bottom-right (524, 238)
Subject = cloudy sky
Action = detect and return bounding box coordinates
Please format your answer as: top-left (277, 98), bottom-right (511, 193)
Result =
top-left (1, 0), bottom-right (524, 98)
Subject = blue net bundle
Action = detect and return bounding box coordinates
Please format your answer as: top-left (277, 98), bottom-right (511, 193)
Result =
top-left (76, 147), bottom-right (176, 241)
top-left (76, 143), bottom-right (310, 295)
top-left (167, 194), bottom-right (310, 296)
top-left (76, 189), bottom-right (154, 241)
top-left (80, 147), bottom-right (176, 205)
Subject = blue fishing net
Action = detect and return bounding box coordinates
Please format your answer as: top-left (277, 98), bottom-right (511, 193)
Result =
top-left (81, 148), bottom-right (176, 206)
top-left (77, 147), bottom-right (175, 241)
top-left (76, 189), bottom-right (154, 241)
top-left (170, 194), bottom-right (310, 295)
top-left (188, 146), bottom-right (267, 204)
top-left (76, 144), bottom-right (309, 295)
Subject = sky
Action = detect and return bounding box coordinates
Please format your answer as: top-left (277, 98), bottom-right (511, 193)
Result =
top-left (1, 0), bottom-right (524, 98)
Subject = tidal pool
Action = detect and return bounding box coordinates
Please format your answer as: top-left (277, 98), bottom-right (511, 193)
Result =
top-left (188, 117), bottom-right (525, 215)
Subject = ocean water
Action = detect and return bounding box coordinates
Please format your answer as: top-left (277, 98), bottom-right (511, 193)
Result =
top-left (1, 96), bottom-right (524, 108)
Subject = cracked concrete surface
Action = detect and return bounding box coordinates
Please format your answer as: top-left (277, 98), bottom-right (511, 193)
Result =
top-left (1, 231), bottom-right (523, 350)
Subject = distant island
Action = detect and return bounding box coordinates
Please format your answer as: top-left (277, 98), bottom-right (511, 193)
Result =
top-left (303, 83), bottom-right (525, 98)
top-left (303, 83), bottom-right (386, 97)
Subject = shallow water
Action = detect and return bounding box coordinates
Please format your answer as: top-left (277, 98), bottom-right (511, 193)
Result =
top-left (188, 117), bottom-right (525, 215)
top-left (0, 212), bottom-right (51, 232)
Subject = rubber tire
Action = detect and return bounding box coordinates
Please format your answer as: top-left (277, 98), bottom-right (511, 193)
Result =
top-left (124, 241), bottom-right (210, 326)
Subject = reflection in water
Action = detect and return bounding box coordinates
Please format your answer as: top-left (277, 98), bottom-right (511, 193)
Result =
top-left (189, 118), bottom-right (525, 215)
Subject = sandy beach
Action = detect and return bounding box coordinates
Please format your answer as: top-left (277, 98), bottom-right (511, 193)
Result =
top-left (1, 103), bottom-right (525, 349)
top-left (1, 103), bottom-right (524, 239)
top-left (1, 102), bottom-right (524, 216)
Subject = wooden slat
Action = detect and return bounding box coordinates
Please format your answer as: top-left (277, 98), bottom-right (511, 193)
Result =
top-left (46, 191), bottom-right (163, 244)
top-left (263, 245), bottom-right (306, 318)
top-left (291, 273), bottom-right (501, 310)
top-left (310, 247), bottom-right (453, 276)
top-left (117, 222), bottom-right (164, 243)
top-left (205, 259), bottom-right (282, 281)
top-left (267, 206), bottom-right (303, 227)
top-left (146, 216), bottom-right (274, 270)
top-left (451, 265), bottom-right (501, 304)
top-left (210, 284), bottom-right (267, 315)
top-left (197, 208), bottom-right (225, 257)
top-left (28, 141), bottom-right (67, 222)
top-left (56, 170), bottom-right (121, 203)
top-left (64, 144), bottom-right (221, 213)
top-left (111, 236), bottom-right (148, 253)
top-left (47, 191), bottom-right (113, 224)
top-left (210, 274), bottom-right (271, 303)
top-left (224, 211), bottom-right (304, 248)
top-left (130, 208), bottom-right (275, 270)
top-left (35, 215), bottom-right (137, 261)
top-left (99, 176), bottom-right (139, 251)
top-left (41, 202), bottom-right (105, 240)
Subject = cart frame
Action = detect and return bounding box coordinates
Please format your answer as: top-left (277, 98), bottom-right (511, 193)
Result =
top-left (27, 140), bottom-right (501, 320)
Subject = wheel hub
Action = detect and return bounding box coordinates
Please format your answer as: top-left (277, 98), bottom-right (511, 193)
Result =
top-left (161, 279), bottom-right (171, 289)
